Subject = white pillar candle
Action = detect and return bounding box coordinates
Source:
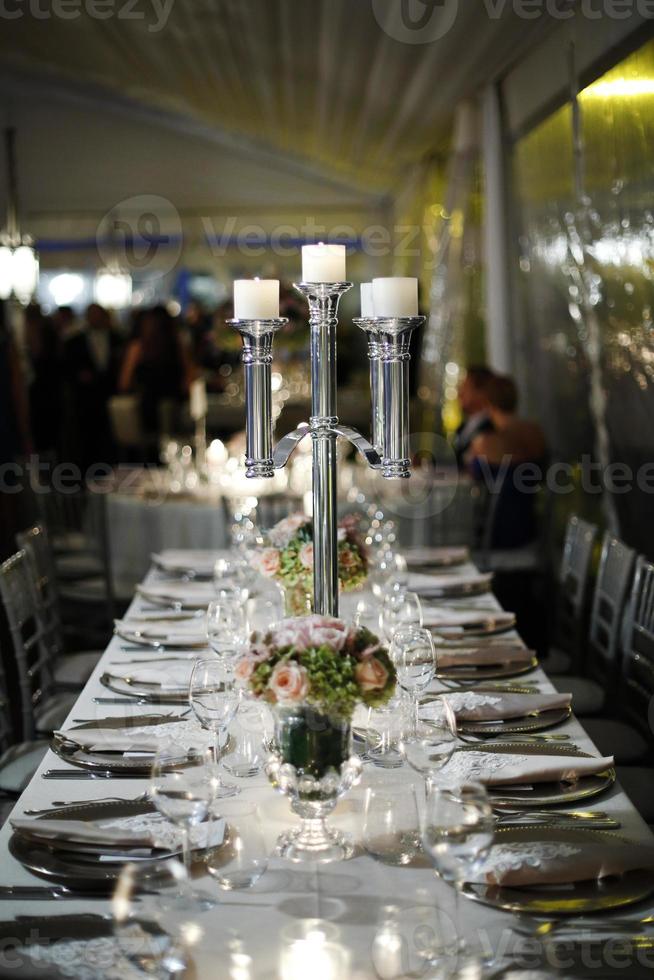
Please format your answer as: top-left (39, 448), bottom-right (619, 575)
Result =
top-left (189, 378), bottom-right (208, 421)
top-left (302, 243), bottom-right (346, 283)
top-left (233, 278), bottom-right (279, 319)
top-left (360, 282), bottom-right (374, 318)
top-left (372, 277), bottom-right (419, 317)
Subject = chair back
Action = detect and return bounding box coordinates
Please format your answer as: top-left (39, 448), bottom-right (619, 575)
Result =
top-left (16, 524), bottom-right (64, 659)
top-left (617, 557), bottom-right (654, 746)
top-left (553, 515), bottom-right (597, 664)
top-left (588, 533), bottom-right (635, 681)
top-left (0, 551), bottom-right (54, 739)
top-left (0, 644), bottom-right (14, 756)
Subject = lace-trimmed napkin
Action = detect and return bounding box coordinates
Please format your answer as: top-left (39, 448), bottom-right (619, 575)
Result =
top-left (137, 583), bottom-right (217, 609)
top-left (422, 608), bottom-right (515, 630)
top-left (422, 690), bottom-right (571, 724)
top-left (11, 813), bottom-right (225, 855)
top-left (55, 720), bottom-right (213, 755)
top-left (435, 645), bottom-right (535, 669)
top-left (439, 750), bottom-right (614, 786)
top-left (115, 616), bottom-right (208, 647)
top-left (471, 837), bottom-right (654, 887)
top-left (409, 572), bottom-right (493, 596)
top-left (153, 549), bottom-right (221, 576)
top-left (8, 928), bottom-right (170, 980)
top-left (111, 663), bottom-right (197, 691)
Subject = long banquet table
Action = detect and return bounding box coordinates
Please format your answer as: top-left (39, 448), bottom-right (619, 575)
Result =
top-left (2, 554), bottom-right (653, 978)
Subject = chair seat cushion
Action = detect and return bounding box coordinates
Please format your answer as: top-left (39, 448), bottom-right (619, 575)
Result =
top-left (581, 718), bottom-right (649, 764)
top-left (54, 651), bottom-right (102, 689)
top-left (0, 740), bottom-right (48, 794)
top-left (541, 646), bottom-right (572, 675)
top-left (35, 692), bottom-right (78, 734)
top-left (616, 767), bottom-right (654, 822)
top-left (549, 675), bottom-right (605, 715)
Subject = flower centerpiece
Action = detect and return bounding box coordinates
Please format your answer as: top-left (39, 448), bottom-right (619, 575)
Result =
top-left (251, 513), bottom-right (368, 615)
top-left (235, 615), bottom-right (396, 862)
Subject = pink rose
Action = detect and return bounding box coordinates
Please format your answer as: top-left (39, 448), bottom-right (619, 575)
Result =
top-left (299, 543), bottom-right (314, 569)
top-left (358, 642), bottom-right (382, 660)
top-left (269, 661), bottom-right (309, 704)
top-left (303, 614), bottom-right (349, 652)
top-left (355, 656), bottom-right (389, 692)
top-left (234, 656), bottom-right (257, 683)
top-left (254, 548), bottom-right (281, 578)
top-left (268, 514), bottom-right (310, 547)
top-left (339, 548), bottom-right (358, 571)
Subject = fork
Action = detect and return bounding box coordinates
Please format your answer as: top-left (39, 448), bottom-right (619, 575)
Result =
top-left (23, 792), bottom-right (150, 816)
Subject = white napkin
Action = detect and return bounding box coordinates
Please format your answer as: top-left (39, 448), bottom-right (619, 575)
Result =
top-left (439, 750), bottom-right (614, 786)
top-left (112, 663), bottom-right (196, 691)
top-left (422, 690), bottom-right (572, 723)
top-left (11, 815), bottom-right (225, 853)
top-left (423, 607), bottom-right (515, 629)
top-left (405, 547), bottom-right (469, 567)
top-left (153, 550), bottom-right (222, 576)
top-left (137, 583), bottom-right (217, 609)
top-left (409, 571), bottom-right (492, 595)
top-left (116, 617), bottom-right (208, 646)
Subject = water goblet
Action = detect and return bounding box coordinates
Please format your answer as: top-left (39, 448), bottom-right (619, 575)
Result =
top-left (189, 659), bottom-right (241, 798)
top-left (205, 598), bottom-right (249, 669)
top-left (222, 700), bottom-right (272, 778)
top-left (421, 780), bottom-right (494, 965)
top-left (363, 782), bottom-right (421, 866)
top-left (390, 626), bottom-right (435, 736)
top-left (365, 703), bottom-right (410, 769)
top-left (206, 801), bottom-right (268, 890)
top-left (354, 595), bottom-right (382, 634)
top-left (381, 590), bottom-right (422, 642)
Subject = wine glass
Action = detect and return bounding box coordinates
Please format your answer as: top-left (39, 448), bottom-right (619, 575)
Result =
top-left (381, 590), bottom-right (422, 641)
top-left (390, 626), bottom-right (435, 736)
top-left (148, 743), bottom-right (218, 909)
top-left (206, 801), bottom-right (268, 890)
top-left (354, 596), bottom-right (382, 634)
top-left (368, 549), bottom-right (407, 599)
top-left (421, 780), bottom-right (494, 963)
top-left (213, 555), bottom-right (253, 599)
top-left (205, 598), bottom-right (249, 669)
top-left (189, 659), bottom-right (241, 798)
top-left (400, 712), bottom-right (458, 779)
top-left (363, 783), bottom-right (421, 866)
top-left (222, 700), bottom-right (272, 778)
top-left (113, 859), bottom-right (202, 978)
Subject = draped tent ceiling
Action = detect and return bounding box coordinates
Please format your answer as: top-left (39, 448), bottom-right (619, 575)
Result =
top-left (0, 0), bottom-right (553, 264)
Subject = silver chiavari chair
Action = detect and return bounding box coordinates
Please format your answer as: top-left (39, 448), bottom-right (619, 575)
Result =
top-left (16, 525), bottom-right (102, 690)
top-left (0, 551), bottom-right (77, 740)
top-left (0, 643), bottom-right (48, 819)
top-left (550, 532), bottom-right (636, 716)
top-left (542, 515), bottom-right (598, 674)
top-left (583, 556), bottom-right (654, 774)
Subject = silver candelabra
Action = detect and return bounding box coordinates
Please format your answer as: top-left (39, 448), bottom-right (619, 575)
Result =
top-left (229, 283), bottom-right (424, 617)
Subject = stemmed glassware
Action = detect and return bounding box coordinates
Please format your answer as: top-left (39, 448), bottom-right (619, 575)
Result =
top-left (148, 742), bottom-right (218, 910)
top-left (421, 780), bottom-right (494, 965)
top-left (381, 590), bottom-right (422, 642)
top-left (400, 710), bottom-right (458, 779)
top-left (189, 659), bottom-right (241, 798)
top-left (390, 626), bottom-right (436, 737)
top-left (206, 801), bottom-right (268, 890)
top-left (213, 555), bottom-right (256, 599)
top-left (205, 598), bottom-right (249, 670)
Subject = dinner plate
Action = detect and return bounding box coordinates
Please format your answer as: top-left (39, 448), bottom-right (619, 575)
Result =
top-left (436, 655), bottom-right (538, 682)
top-left (462, 826), bottom-right (654, 915)
top-left (458, 705), bottom-right (572, 736)
top-left (100, 671), bottom-right (192, 703)
top-left (455, 742), bottom-right (615, 806)
top-left (51, 730), bottom-right (192, 775)
top-left (114, 625), bottom-right (208, 649)
top-left (136, 585), bottom-right (215, 611)
top-left (10, 799), bottom-right (223, 891)
top-left (430, 615), bottom-right (517, 639)
top-left (405, 547), bottom-right (469, 569)
top-left (152, 551), bottom-right (218, 580)
top-left (0, 914), bottom-right (172, 980)
top-left (417, 578), bottom-right (492, 599)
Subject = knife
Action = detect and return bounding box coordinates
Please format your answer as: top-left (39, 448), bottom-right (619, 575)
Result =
top-left (42, 770), bottom-right (148, 780)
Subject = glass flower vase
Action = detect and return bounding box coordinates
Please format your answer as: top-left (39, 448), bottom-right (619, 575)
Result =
top-left (279, 582), bottom-right (313, 617)
top-left (266, 705), bottom-right (362, 863)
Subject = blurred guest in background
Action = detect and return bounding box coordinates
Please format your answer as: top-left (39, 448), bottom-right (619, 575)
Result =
top-left (453, 365), bottom-right (495, 466)
top-left (23, 304), bottom-right (60, 455)
top-left (62, 303), bottom-right (123, 470)
top-left (52, 305), bottom-right (80, 345)
top-left (467, 374), bottom-right (547, 549)
top-left (119, 305), bottom-right (195, 454)
top-left (184, 300), bottom-right (219, 370)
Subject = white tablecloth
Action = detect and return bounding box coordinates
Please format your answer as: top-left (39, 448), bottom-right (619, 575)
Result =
top-left (1, 556), bottom-right (652, 978)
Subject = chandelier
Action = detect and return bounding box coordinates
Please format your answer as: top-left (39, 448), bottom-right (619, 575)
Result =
top-left (0, 128), bottom-right (39, 305)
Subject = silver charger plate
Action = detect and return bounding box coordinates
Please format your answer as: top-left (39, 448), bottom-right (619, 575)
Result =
top-left (461, 826), bottom-right (654, 915)
top-left (10, 799), bottom-right (223, 891)
top-left (114, 625), bottom-right (208, 649)
top-left (417, 578), bottom-right (492, 599)
top-left (455, 742), bottom-right (615, 807)
top-left (51, 725), bottom-right (195, 775)
top-left (136, 585), bottom-right (215, 611)
top-left (405, 547), bottom-right (469, 569)
top-left (430, 614), bottom-right (517, 639)
top-left (436, 655), bottom-right (538, 682)
top-left (100, 671), bottom-right (192, 704)
top-left (459, 705), bottom-right (572, 736)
